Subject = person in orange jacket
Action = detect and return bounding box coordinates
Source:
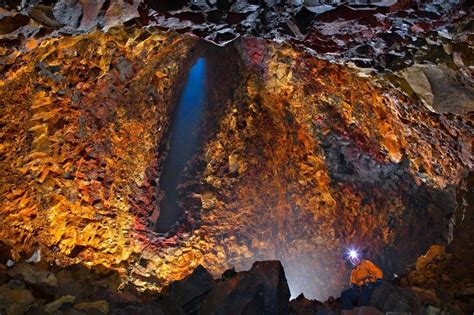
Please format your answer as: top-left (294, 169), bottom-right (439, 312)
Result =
top-left (340, 249), bottom-right (383, 311)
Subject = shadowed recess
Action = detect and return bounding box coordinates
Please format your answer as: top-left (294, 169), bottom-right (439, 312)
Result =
top-left (156, 58), bottom-right (208, 233)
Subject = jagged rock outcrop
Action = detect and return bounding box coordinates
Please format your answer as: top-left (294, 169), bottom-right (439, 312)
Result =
top-left (1, 24), bottom-right (472, 300)
top-left (0, 258), bottom-right (290, 315)
top-left (2, 0), bottom-right (471, 72)
top-left (1, 0), bottom-right (473, 305)
top-left (3, 253), bottom-right (469, 314)
top-left (199, 261), bottom-right (290, 314)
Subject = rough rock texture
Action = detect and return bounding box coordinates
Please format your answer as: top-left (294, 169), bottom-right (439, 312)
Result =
top-left (402, 64), bottom-right (474, 114)
top-left (396, 245), bottom-right (474, 314)
top-left (0, 258), bottom-right (289, 314)
top-left (248, 261), bottom-right (290, 314)
top-left (0, 251), bottom-right (124, 314)
top-left (1, 0), bottom-right (474, 307)
top-left (166, 264), bottom-right (215, 313)
top-left (0, 23), bottom-right (472, 301)
top-left (175, 37), bottom-right (472, 298)
top-left (0, 27), bottom-right (199, 279)
top-left (369, 282), bottom-right (424, 314)
top-left (2, 1), bottom-right (472, 73)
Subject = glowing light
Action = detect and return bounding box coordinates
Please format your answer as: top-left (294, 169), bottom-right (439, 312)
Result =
top-left (349, 249), bottom-right (358, 259)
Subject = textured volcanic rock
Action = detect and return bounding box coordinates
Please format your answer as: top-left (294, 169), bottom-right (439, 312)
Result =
top-left (166, 264), bottom-right (215, 313)
top-left (0, 257), bottom-right (290, 314)
top-left (174, 37), bottom-right (471, 298)
top-left (1, 25), bottom-right (472, 301)
top-left (402, 64), bottom-right (474, 114)
top-left (198, 260), bottom-right (290, 314)
top-left (0, 254), bottom-right (468, 314)
top-left (2, 1), bottom-right (472, 73)
top-left (369, 282), bottom-right (424, 314)
top-left (0, 27), bottom-right (196, 267)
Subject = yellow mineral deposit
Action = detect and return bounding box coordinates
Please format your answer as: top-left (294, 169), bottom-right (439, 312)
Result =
top-left (0, 27), bottom-right (470, 300)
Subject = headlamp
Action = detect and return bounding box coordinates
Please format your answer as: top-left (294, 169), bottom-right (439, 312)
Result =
top-left (349, 249), bottom-right (358, 260)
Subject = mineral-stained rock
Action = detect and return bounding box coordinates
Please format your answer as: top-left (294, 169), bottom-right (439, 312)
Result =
top-left (0, 26), bottom-right (195, 287)
top-left (7, 262), bottom-right (58, 287)
top-left (0, 285), bottom-right (36, 315)
top-left (397, 241), bottom-right (473, 314)
top-left (0, 20), bottom-right (472, 302)
top-left (415, 245), bottom-right (446, 271)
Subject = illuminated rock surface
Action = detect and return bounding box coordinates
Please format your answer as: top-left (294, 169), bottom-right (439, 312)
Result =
top-left (0, 1), bottom-right (473, 314)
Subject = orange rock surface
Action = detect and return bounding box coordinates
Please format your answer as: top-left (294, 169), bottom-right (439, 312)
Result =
top-left (0, 28), bottom-right (471, 299)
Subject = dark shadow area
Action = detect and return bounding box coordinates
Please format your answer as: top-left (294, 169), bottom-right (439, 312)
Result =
top-left (154, 41), bottom-right (245, 234)
top-left (318, 129), bottom-right (460, 282)
top-left (155, 58), bottom-right (209, 233)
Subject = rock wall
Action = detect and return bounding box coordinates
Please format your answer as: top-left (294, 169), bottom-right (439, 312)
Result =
top-left (0, 26), bottom-right (472, 300)
top-left (175, 37), bottom-right (472, 298)
top-left (0, 28), bottom-right (194, 267)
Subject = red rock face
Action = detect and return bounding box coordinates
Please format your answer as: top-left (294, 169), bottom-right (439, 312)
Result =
top-left (0, 27), bottom-right (472, 299)
top-left (0, 28), bottom-right (194, 265)
top-left (178, 38), bottom-right (471, 298)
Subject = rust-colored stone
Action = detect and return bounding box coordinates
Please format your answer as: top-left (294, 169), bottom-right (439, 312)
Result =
top-left (0, 27), bottom-right (471, 300)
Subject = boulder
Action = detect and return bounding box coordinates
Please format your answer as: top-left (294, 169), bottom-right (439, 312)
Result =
top-left (53, 0), bottom-right (83, 27)
top-left (248, 260), bottom-right (291, 314)
top-left (199, 260), bottom-right (290, 315)
top-left (167, 264), bottom-right (215, 313)
top-left (0, 285), bottom-right (36, 315)
top-left (402, 65), bottom-right (474, 115)
top-left (7, 262), bottom-right (58, 287)
top-left (74, 299), bottom-right (109, 314)
top-left (411, 287), bottom-right (441, 307)
top-left (44, 295), bottom-right (76, 313)
top-left (199, 271), bottom-right (266, 315)
top-left (415, 245), bottom-right (446, 271)
top-left (369, 282), bottom-right (425, 314)
top-left (28, 5), bottom-right (63, 28)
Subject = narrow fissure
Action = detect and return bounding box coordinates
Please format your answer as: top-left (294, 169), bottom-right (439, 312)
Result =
top-left (155, 57), bottom-right (208, 233)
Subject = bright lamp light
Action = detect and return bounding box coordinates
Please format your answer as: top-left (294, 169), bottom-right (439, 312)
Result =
top-left (349, 249), bottom-right (358, 259)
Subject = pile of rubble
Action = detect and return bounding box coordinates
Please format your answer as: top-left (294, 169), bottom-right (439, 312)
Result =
top-left (1, 245), bottom-right (472, 314)
top-left (0, 250), bottom-right (290, 315)
top-left (396, 245), bottom-right (474, 314)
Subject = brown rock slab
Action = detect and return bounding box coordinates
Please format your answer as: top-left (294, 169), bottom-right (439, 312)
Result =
top-left (7, 262), bottom-right (58, 287)
top-left (44, 295), bottom-right (76, 313)
top-left (402, 65), bottom-right (474, 115)
top-left (0, 285), bottom-right (36, 315)
top-left (75, 299), bottom-right (109, 314)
